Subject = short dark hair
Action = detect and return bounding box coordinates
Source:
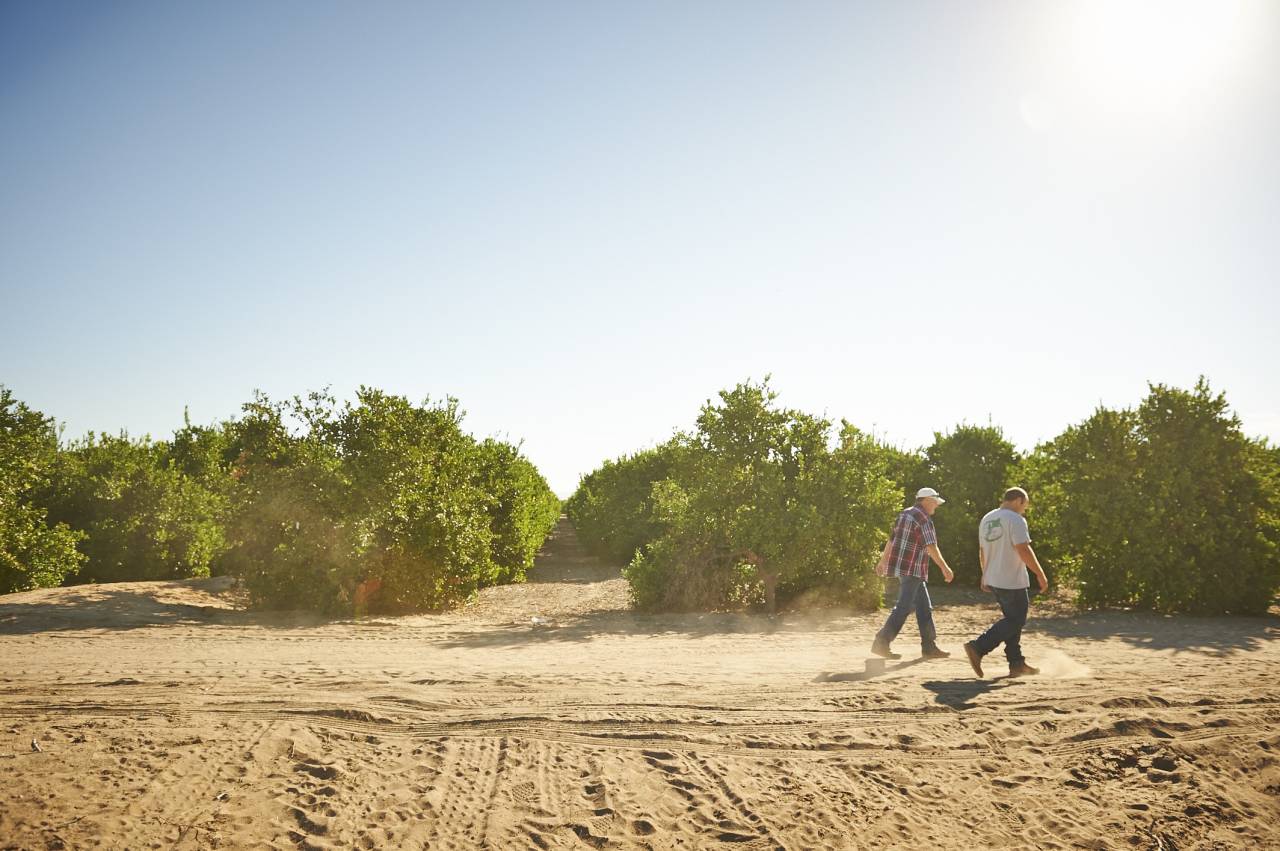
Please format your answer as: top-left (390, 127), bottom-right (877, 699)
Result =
top-left (1002, 487), bottom-right (1028, 503)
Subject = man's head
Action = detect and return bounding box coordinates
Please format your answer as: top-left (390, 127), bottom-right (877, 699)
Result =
top-left (914, 487), bottom-right (945, 516)
top-left (1001, 486), bottom-right (1030, 514)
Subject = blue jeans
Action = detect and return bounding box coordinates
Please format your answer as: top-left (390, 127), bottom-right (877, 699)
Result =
top-left (875, 576), bottom-right (938, 649)
top-left (973, 587), bottom-right (1029, 665)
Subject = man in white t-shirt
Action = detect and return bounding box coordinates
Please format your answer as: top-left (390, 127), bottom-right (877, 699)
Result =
top-left (963, 487), bottom-right (1049, 678)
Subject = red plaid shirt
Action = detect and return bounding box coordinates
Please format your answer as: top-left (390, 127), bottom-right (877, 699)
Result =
top-left (884, 506), bottom-right (937, 580)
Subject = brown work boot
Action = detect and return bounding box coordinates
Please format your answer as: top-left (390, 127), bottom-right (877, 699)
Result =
top-left (1008, 662), bottom-right (1040, 677)
top-left (870, 639), bottom-right (901, 660)
top-left (920, 646), bottom-right (950, 660)
top-left (963, 642), bottom-right (984, 678)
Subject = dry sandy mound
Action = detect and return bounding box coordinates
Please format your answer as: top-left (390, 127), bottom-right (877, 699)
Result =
top-left (0, 575), bottom-right (247, 634)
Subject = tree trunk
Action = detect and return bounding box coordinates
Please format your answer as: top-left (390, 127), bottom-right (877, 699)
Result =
top-left (760, 570), bottom-right (778, 615)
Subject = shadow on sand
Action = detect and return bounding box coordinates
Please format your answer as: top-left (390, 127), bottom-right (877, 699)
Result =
top-left (0, 584), bottom-right (331, 636)
top-left (921, 678), bottom-right (1019, 709)
top-left (436, 608), bottom-right (871, 648)
top-left (812, 657), bottom-right (927, 683)
top-left (1030, 610), bottom-right (1279, 657)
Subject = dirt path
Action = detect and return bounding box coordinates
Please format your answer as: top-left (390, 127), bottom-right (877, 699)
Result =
top-left (1, 519), bottom-right (1278, 849)
top-left (458, 516), bottom-right (630, 625)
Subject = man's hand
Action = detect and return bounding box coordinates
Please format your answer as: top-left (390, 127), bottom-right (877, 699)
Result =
top-left (980, 578), bottom-right (990, 593)
top-left (1014, 542), bottom-right (1050, 595)
top-left (926, 544), bottom-right (952, 583)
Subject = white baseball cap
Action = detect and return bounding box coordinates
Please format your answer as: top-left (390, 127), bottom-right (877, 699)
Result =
top-left (915, 487), bottom-right (946, 503)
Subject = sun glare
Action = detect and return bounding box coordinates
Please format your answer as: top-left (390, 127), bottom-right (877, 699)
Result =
top-left (1066, 0), bottom-right (1255, 113)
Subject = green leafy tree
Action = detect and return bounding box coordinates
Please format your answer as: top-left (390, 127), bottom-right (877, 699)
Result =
top-left (0, 387), bottom-right (84, 593)
top-left (923, 424), bottom-right (1020, 586)
top-left (221, 388), bottom-right (560, 615)
top-left (623, 380), bottom-right (900, 612)
top-left (566, 440), bottom-right (682, 565)
top-left (1128, 381), bottom-right (1278, 612)
top-left (879, 442), bottom-right (928, 508)
top-left (40, 432), bottom-right (225, 584)
top-left (160, 412), bottom-right (240, 575)
top-left (164, 411), bottom-right (240, 495)
top-left (1018, 407), bottom-right (1137, 597)
top-left (332, 389), bottom-right (497, 611)
top-left (1023, 379), bottom-right (1279, 613)
top-left (218, 391), bottom-right (355, 613)
top-left (474, 439), bottom-right (561, 584)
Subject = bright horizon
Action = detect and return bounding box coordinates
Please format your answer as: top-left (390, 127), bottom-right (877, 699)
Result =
top-left (3, 1), bottom-right (1278, 497)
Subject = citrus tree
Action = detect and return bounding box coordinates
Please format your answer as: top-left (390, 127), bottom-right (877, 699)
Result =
top-left (0, 387), bottom-right (84, 593)
top-left (566, 440), bottom-right (681, 565)
top-left (221, 388), bottom-right (560, 614)
top-left (1022, 379), bottom-right (1279, 613)
top-left (622, 380), bottom-right (899, 612)
top-left (39, 432), bottom-right (225, 584)
top-left (923, 424), bottom-right (1020, 586)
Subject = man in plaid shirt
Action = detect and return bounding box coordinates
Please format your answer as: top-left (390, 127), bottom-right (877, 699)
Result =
top-left (871, 487), bottom-right (955, 660)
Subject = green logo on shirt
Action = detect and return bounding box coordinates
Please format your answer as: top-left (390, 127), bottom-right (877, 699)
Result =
top-left (984, 519), bottom-right (1004, 542)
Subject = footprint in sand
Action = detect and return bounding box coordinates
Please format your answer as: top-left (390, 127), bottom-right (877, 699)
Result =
top-left (296, 761), bottom-right (342, 780)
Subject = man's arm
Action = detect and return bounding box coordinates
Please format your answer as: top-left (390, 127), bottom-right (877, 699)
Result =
top-left (1015, 542), bottom-right (1049, 593)
top-left (874, 539), bottom-right (892, 573)
top-left (979, 546), bottom-right (989, 592)
top-left (926, 544), bottom-right (954, 583)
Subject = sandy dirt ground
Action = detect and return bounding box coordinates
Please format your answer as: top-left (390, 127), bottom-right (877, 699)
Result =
top-left (1, 519), bottom-right (1277, 850)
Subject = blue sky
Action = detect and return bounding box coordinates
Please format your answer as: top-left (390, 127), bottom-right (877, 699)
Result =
top-left (3, 1), bottom-right (1278, 495)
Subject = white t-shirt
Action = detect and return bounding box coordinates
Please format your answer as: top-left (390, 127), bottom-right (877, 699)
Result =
top-left (979, 507), bottom-right (1032, 590)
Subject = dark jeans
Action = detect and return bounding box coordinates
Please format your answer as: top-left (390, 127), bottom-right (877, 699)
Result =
top-left (874, 576), bottom-right (938, 649)
top-left (973, 586), bottom-right (1030, 665)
